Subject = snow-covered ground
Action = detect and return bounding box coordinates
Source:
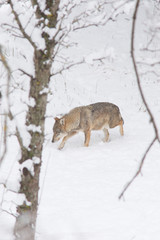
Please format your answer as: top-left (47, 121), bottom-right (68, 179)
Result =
top-left (0, 2), bottom-right (160, 240)
top-left (37, 9), bottom-right (160, 240)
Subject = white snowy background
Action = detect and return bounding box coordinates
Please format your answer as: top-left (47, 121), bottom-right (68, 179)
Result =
top-left (0, 1), bottom-right (160, 240)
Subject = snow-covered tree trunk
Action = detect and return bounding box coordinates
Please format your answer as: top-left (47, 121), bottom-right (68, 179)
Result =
top-left (12, 1), bottom-right (60, 239)
top-left (14, 54), bottom-right (50, 240)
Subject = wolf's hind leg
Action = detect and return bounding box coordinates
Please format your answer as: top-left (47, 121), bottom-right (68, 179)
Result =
top-left (84, 130), bottom-right (91, 147)
top-left (103, 128), bottom-right (109, 142)
top-left (119, 119), bottom-right (124, 136)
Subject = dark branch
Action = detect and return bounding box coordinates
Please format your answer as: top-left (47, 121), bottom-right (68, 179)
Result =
top-left (119, 0), bottom-right (160, 199)
top-left (130, 0), bottom-right (159, 142)
top-left (119, 137), bottom-right (156, 200)
top-left (18, 69), bottom-right (33, 79)
top-left (0, 46), bottom-right (11, 166)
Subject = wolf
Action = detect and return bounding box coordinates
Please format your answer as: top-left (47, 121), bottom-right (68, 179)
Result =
top-left (52, 102), bottom-right (124, 149)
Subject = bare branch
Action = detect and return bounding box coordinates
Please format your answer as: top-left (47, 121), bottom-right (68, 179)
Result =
top-left (119, 0), bottom-right (160, 199)
top-left (18, 69), bottom-right (33, 79)
top-left (51, 59), bottom-right (84, 76)
top-left (0, 46), bottom-right (11, 166)
top-left (72, 0), bottom-right (129, 31)
top-left (0, 208), bottom-right (17, 218)
top-left (51, 0), bottom-right (131, 69)
top-left (141, 48), bottom-right (160, 53)
top-left (119, 137), bottom-right (156, 200)
top-left (51, 54), bottom-right (107, 76)
top-left (131, 0), bottom-right (159, 142)
top-left (140, 70), bottom-right (160, 78)
top-left (0, 46), bottom-right (27, 166)
top-left (8, 0), bottom-right (36, 50)
top-left (137, 60), bottom-right (160, 67)
top-left (0, 182), bottom-right (18, 195)
top-left (0, 117), bottom-right (7, 165)
top-left (8, 110), bottom-right (28, 156)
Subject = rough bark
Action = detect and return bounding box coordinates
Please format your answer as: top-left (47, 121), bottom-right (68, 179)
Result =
top-left (14, 54), bottom-right (51, 240)
top-left (14, 1), bottom-right (60, 239)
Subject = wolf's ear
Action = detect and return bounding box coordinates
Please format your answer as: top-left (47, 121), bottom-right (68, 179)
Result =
top-left (54, 117), bottom-right (59, 121)
top-left (60, 118), bottom-right (65, 125)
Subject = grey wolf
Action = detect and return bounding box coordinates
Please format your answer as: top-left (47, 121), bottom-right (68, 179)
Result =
top-left (52, 102), bottom-right (124, 149)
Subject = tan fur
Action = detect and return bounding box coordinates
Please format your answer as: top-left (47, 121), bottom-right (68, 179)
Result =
top-left (52, 102), bottom-right (124, 149)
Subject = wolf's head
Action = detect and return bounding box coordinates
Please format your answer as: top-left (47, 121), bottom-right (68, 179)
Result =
top-left (52, 117), bottom-right (67, 142)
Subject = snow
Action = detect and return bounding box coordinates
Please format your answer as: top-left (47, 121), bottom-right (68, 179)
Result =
top-left (0, 1), bottom-right (160, 240)
top-left (39, 88), bottom-right (49, 95)
top-left (28, 97), bottom-right (36, 107)
top-left (21, 160), bottom-right (35, 177)
top-left (27, 124), bottom-right (42, 133)
top-left (33, 157), bottom-right (40, 164)
top-left (85, 47), bottom-right (115, 64)
top-left (37, 126), bottom-right (160, 240)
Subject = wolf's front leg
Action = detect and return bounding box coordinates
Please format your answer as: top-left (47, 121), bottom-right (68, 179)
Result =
top-left (58, 139), bottom-right (66, 150)
top-left (58, 131), bottom-right (77, 150)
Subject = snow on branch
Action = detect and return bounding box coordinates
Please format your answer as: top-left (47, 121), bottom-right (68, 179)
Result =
top-left (30, 0), bottom-right (45, 20)
top-left (51, 47), bottom-right (114, 76)
top-left (49, 0), bottom-right (133, 76)
top-left (59, 0), bottom-right (131, 32)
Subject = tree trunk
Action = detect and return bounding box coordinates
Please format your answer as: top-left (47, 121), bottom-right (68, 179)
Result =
top-left (14, 50), bottom-right (51, 239)
top-left (12, 1), bottom-right (61, 239)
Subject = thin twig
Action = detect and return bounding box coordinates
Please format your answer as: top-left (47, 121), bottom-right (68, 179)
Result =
top-left (51, 59), bottom-right (84, 76)
top-left (0, 46), bottom-right (11, 166)
top-left (8, 0), bottom-right (36, 50)
top-left (137, 61), bottom-right (160, 67)
top-left (119, 137), bottom-right (156, 199)
top-left (0, 208), bottom-right (17, 218)
top-left (51, 55), bottom-right (107, 76)
top-left (130, 0), bottom-right (159, 142)
top-left (119, 0), bottom-right (159, 199)
top-left (18, 69), bottom-right (33, 79)
top-left (0, 47), bottom-right (26, 166)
